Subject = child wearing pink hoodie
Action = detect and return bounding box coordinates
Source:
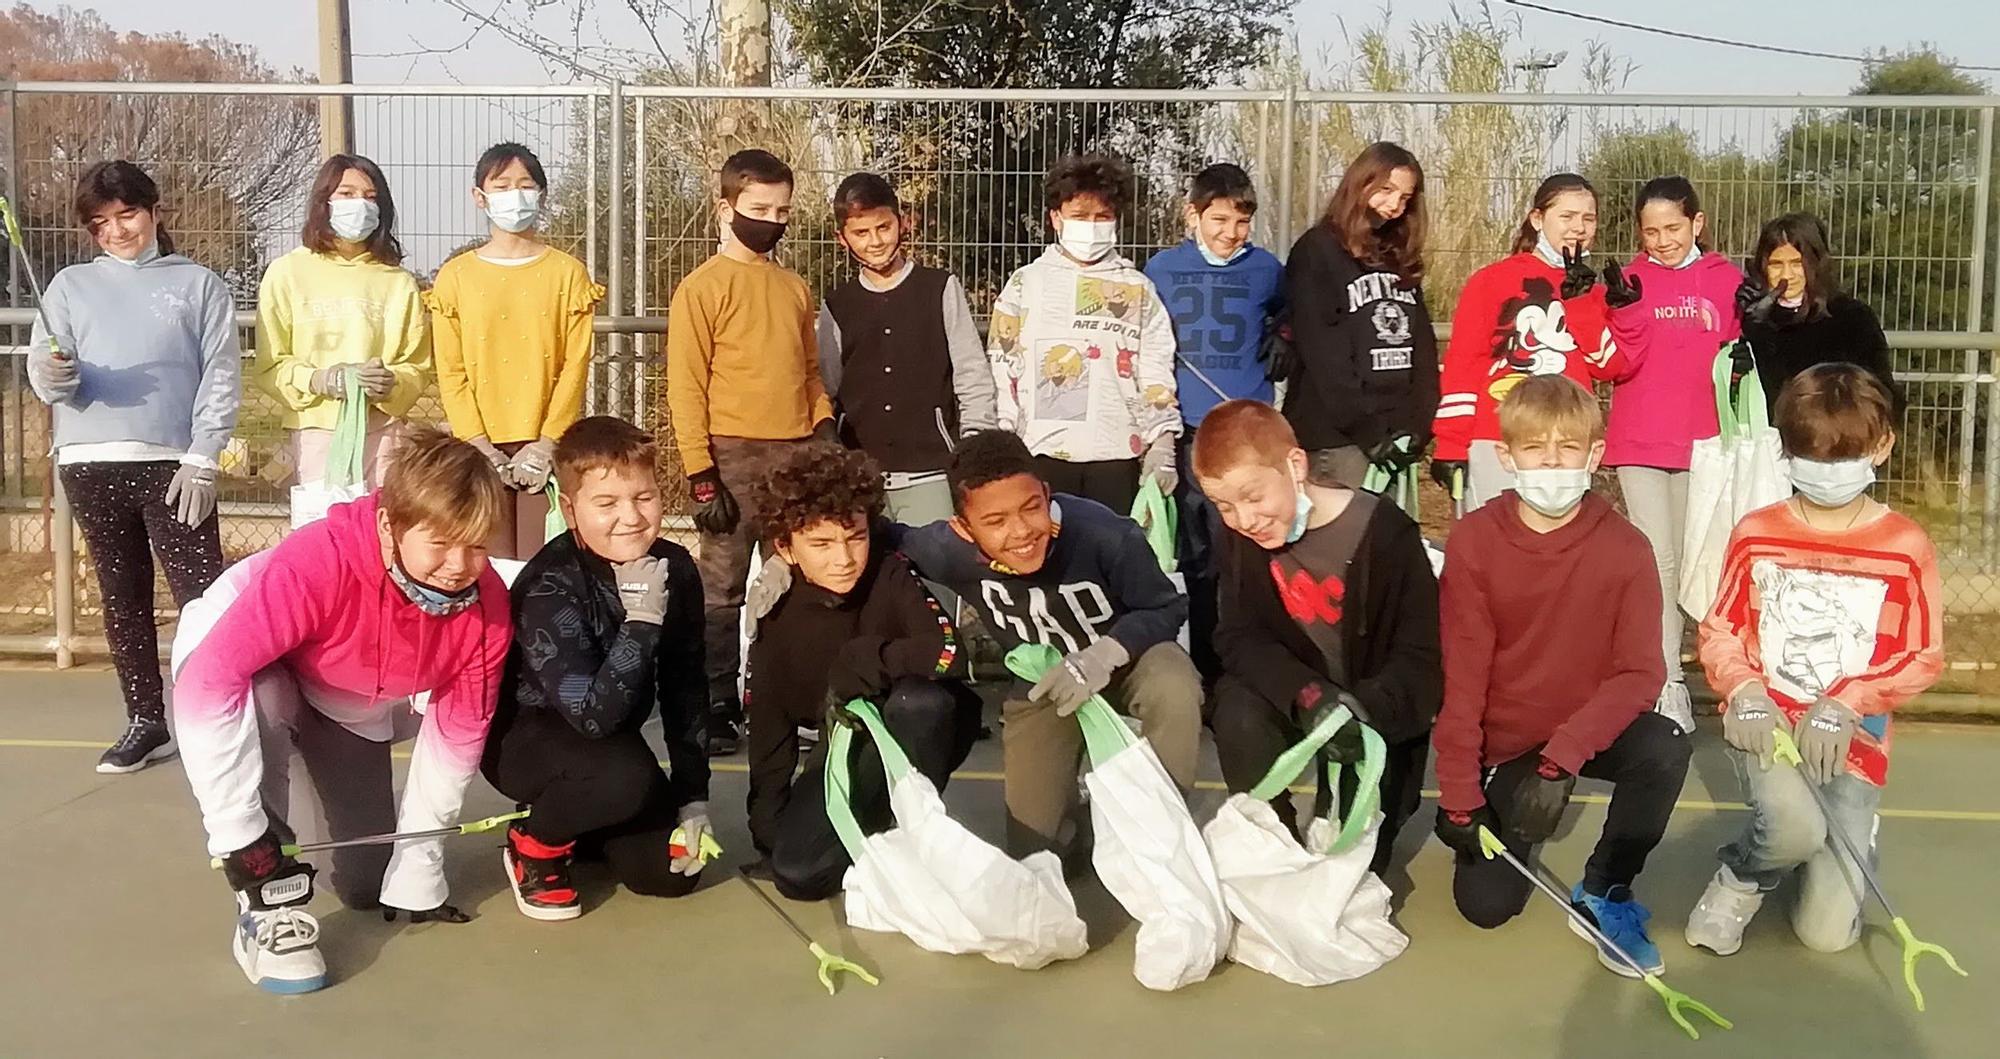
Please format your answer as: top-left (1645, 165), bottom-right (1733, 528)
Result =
top-left (170, 428), bottom-right (512, 996)
top-left (1605, 177), bottom-right (1744, 732)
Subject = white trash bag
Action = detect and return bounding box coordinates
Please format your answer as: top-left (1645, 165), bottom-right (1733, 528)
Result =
top-left (1007, 644), bottom-right (1230, 992)
top-left (825, 698), bottom-right (1088, 971)
top-left (1681, 350), bottom-right (1790, 619)
top-left (1203, 705), bottom-right (1409, 986)
top-left (289, 372), bottom-right (369, 530)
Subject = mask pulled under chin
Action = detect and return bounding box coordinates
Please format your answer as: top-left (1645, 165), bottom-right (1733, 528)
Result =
top-left (729, 212), bottom-right (787, 254)
top-left (1514, 467), bottom-right (1592, 518)
top-left (106, 241), bottom-right (162, 267)
top-left (1788, 456), bottom-right (1875, 508)
top-left (1197, 238), bottom-right (1248, 267)
top-left (1533, 232), bottom-right (1584, 269)
top-left (389, 558), bottom-right (480, 617)
top-left (1284, 483), bottom-right (1313, 544)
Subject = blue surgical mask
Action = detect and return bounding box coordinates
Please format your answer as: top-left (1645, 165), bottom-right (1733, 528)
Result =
top-left (1284, 484), bottom-right (1313, 544)
top-left (483, 188), bottom-right (541, 233)
top-left (389, 557), bottom-right (480, 616)
top-left (1197, 238), bottom-right (1248, 267)
top-left (1788, 457), bottom-right (1874, 508)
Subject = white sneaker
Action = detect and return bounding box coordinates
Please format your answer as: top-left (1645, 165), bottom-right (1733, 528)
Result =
top-left (1654, 681), bottom-right (1695, 734)
top-left (1685, 865), bottom-right (1764, 956)
top-left (232, 890), bottom-right (327, 994)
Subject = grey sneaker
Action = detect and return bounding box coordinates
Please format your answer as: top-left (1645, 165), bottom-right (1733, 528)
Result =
top-left (1654, 680), bottom-right (1695, 735)
top-left (1685, 865), bottom-right (1764, 956)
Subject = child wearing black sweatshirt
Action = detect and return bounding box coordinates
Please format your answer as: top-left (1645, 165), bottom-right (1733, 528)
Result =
top-left (481, 417), bottom-right (710, 921)
top-left (740, 442), bottom-right (980, 901)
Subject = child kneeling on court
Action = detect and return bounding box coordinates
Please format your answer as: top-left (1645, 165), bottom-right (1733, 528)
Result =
top-left (480, 416), bottom-right (710, 920)
top-left (1429, 374), bottom-right (1690, 977)
top-left (741, 442), bottom-right (979, 900)
top-left (1686, 364), bottom-right (1942, 956)
top-left (1193, 399), bottom-right (1440, 873)
top-left (171, 428), bottom-right (512, 995)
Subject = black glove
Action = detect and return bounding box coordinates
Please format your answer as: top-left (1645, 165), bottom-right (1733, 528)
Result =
top-left (811, 418), bottom-right (838, 444)
top-left (1365, 433), bottom-right (1419, 472)
top-left (688, 468), bottom-right (740, 536)
top-left (1728, 340), bottom-right (1756, 378)
top-left (823, 695), bottom-right (862, 733)
top-left (222, 830), bottom-right (315, 908)
top-left (1434, 803), bottom-right (1501, 859)
top-left (1258, 312), bottom-right (1298, 383)
top-left (1559, 245), bottom-right (1597, 300)
top-left (1735, 271), bottom-right (1776, 323)
top-left (1297, 681), bottom-right (1367, 766)
top-left (1428, 459), bottom-right (1466, 494)
top-left (382, 903), bottom-right (472, 924)
top-left (1600, 260), bottom-right (1643, 310)
top-left (826, 637), bottom-right (890, 703)
top-left (1505, 757), bottom-right (1577, 845)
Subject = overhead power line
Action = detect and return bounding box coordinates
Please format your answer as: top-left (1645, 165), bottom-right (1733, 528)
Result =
top-left (1501, 0), bottom-right (2000, 72)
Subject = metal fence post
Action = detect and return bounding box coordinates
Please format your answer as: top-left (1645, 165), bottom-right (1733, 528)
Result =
top-left (584, 92), bottom-right (600, 416)
top-left (607, 79), bottom-right (626, 419)
top-left (1982, 104), bottom-right (2000, 570)
top-left (1964, 107), bottom-right (1992, 560)
top-left (6, 86), bottom-right (22, 497)
top-left (51, 475), bottom-right (73, 668)
top-left (1276, 85), bottom-right (1296, 253)
top-left (632, 95), bottom-right (648, 426)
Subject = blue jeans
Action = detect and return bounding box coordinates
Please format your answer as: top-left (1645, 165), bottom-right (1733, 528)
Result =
top-left (1717, 751), bottom-right (1879, 953)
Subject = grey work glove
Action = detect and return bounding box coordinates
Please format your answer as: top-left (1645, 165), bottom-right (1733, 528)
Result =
top-left (308, 363), bottom-right (356, 399)
top-left (1722, 683), bottom-right (1780, 770)
top-left (1030, 637), bottom-right (1131, 717)
top-left (165, 462), bottom-right (218, 528)
top-left (1140, 433), bottom-right (1178, 495)
top-left (670, 802), bottom-right (711, 877)
top-left (28, 335), bottom-right (81, 403)
top-left (356, 359), bottom-right (396, 400)
top-left (506, 438), bottom-right (557, 492)
top-left (467, 436), bottom-right (512, 476)
top-left (613, 555), bottom-right (670, 625)
top-left (744, 557), bottom-right (792, 638)
top-left (1795, 695), bottom-right (1860, 785)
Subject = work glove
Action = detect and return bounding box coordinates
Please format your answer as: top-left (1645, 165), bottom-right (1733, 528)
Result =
top-left (1140, 433), bottom-right (1178, 494)
top-left (1428, 459), bottom-right (1466, 495)
top-left (506, 438), bottom-right (557, 492)
top-left (1795, 695), bottom-right (1860, 785)
top-left (1735, 272), bottom-right (1777, 324)
top-left (669, 802), bottom-right (712, 877)
top-left (1600, 260), bottom-right (1644, 310)
top-left (467, 436), bottom-right (512, 477)
top-left (1296, 681), bottom-right (1368, 766)
top-left (1726, 340), bottom-right (1756, 380)
top-left (356, 359), bottom-right (396, 400)
top-left (744, 556), bottom-right (792, 637)
top-left (28, 335), bottom-right (80, 403)
top-left (165, 462), bottom-right (218, 528)
top-left (308, 363), bottom-right (356, 399)
top-left (613, 555), bottom-right (670, 624)
top-left (1029, 637), bottom-right (1130, 717)
top-left (810, 418), bottom-right (838, 445)
top-left (1506, 757), bottom-right (1576, 845)
top-left (826, 637), bottom-right (891, 703)
top-left (1558, 244), bottom-right (1597, 300)
top-left (688, 467), bottom-right (739, 536)
top-left (1434, 802), bottom-right (1501, 859)
top-left (1258, 312), bottom-right (1298, 383)
top-left (221, 830), bottom-right (315, 905)
top-left (1722, 682), bottom-right (1780, 769)
top-left (381, 903), bottom-right (471, 924)
top-left (1366, 432), bottom-right (1420, 472)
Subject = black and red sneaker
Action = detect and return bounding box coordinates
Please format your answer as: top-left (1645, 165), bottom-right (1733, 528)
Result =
top-left (502, 826), bottom-right (580, 921)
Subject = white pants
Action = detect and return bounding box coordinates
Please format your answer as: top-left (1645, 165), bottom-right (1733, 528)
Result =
top-left (1616, 466), bottom-right (1691, 684)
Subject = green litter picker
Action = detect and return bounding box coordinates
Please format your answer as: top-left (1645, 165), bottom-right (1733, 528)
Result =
top-left (206, 809), bottom-right (532, 869)
top-left (0, 195), bottom-right (63, 358)
top-left (737, 866), bottom-right (879, 995)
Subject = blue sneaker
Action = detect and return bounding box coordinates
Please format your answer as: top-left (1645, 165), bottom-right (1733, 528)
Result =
top-left (1569, 883), bottom-right (1664, 978)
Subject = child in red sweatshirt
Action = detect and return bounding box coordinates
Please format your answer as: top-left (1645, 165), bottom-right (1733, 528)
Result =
top-left (1686, 364), bottom-right (1942, 958)
top-left (1430, 374), bottom-right (1688, 978)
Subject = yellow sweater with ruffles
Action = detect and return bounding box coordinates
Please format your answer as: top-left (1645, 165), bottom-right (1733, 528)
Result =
top-left (426, 248), bottom-right (605, 445)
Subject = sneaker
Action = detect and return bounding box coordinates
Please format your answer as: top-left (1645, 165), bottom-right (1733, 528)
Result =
top-left (503, 827), bottom-right (581, 921)
top-left (1685, 865), bottom-right (1765, 956)
top-left (705, 703), bottom-right (745, 756)
top-left (97, 718), bottom-right (177, 774)
top-left (1653, 680), bottom-right (1695, 735)
top-left (232, 892), bottom-right (326, 994)
top-left (1569, 883), bottom-right (1664, 978)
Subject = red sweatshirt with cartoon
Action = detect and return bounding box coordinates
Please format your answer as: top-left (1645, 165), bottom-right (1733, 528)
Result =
top-left (1432, 252), bottom-right (1646, 461)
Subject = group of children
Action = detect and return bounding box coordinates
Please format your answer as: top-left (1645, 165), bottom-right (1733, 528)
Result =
top-left (22, 138), bottom-right (1939, 998)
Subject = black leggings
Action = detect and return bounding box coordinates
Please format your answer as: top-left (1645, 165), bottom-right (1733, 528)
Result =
top-left (481, 708), bottom-right (700, 898)
top-left (59, 460), bottom-right (224, 723)
top-left (1206, 675), bottom-right (1430, 875)
top-left (1032, 456), bottom-right (1140, 514)
top-left (1451, 711), bottom-right (1692, 928)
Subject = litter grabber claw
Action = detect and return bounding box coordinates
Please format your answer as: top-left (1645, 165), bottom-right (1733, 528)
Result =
top-left (1476, 827), bottom-right (1732, 1040)
top-left (669, 826), bottom-right (724, 864)
top-left (1771, 729), bottom-right (1968, 1011)
top-left (737, 867), bottom-right (879, 995)
top-left (0, 194), bottom-right (65, 356)
top-left (207, 809), bottom-right (530, 869)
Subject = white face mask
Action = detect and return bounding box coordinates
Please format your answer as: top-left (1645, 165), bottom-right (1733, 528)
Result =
top-left (1058, 219), bottom-right (1117, 263)
top-left (1514, 467), bottom-right (1592, 518)
top-left (328, 198), bottom-right (381, 242)
top-left (1789, 457), bottom-right (1874, 507)
top-left (483, 188), bottom-right (541, 233)
top-left (1284, 482), bottom-right (1313, 544)
top-left (1533, 230), bottom-right (1579, 268)
top-left (1197, 238), bottom-right (1248, 267)
top-left (107, 241), bottom-right (161, 267)
top-left (1648, 246), bottom-right (1702, 270)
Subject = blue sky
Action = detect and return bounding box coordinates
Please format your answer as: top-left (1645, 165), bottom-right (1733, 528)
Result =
top-left (25, 0), bottom-right (1999, 95)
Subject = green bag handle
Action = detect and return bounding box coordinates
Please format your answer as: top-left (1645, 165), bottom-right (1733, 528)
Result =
top-left (543, 479), bottom-right (567, 542)
top-left (1711, 344), bottom-right (1772, 443)
top-left (324, 371), bottom-right (369, 489)
top-left (1004, 642), bottom-right (1135, 766)
top-left (1246, 703), bottom-right (1388, 855)
top-left (822, 698), bottom-right (918, 863)
top-left (1360, 436), bottom-right (1413, 495)
top-left (1130, 479), bottom-right (1178, 574)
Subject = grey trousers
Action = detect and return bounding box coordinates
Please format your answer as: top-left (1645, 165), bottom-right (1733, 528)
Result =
top-left (1616, 466), bottom-right (1691, 684)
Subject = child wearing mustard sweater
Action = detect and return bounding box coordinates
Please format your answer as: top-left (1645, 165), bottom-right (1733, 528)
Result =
top-left (428, 142), bottom-right (604, 558)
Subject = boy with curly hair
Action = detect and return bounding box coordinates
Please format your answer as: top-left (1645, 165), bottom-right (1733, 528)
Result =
top-left (988, 153), bottom-right (1181, 512)
top-left (741, 441), bottom-right (980, 900)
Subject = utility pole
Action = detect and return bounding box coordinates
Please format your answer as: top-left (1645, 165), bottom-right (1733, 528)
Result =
top-left (317, 0), bottom-right (354, 157)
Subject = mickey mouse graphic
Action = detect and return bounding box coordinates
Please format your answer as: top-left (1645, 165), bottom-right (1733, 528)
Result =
top-left (1485, 276), bottom-right (1576, 402)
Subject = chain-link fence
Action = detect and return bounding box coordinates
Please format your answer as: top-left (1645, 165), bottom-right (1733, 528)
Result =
top-left (3, 83), bottom-right (1998, 692)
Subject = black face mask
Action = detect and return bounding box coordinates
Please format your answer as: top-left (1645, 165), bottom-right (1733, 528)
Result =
top-left (729, 212), bottom-right (787, 254)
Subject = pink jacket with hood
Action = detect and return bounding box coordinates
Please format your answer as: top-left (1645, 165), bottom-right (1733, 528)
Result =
top-left (171, 494), bottom-right (511, 911)
top-left (1604, 251), bottom-right (1744, 469)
